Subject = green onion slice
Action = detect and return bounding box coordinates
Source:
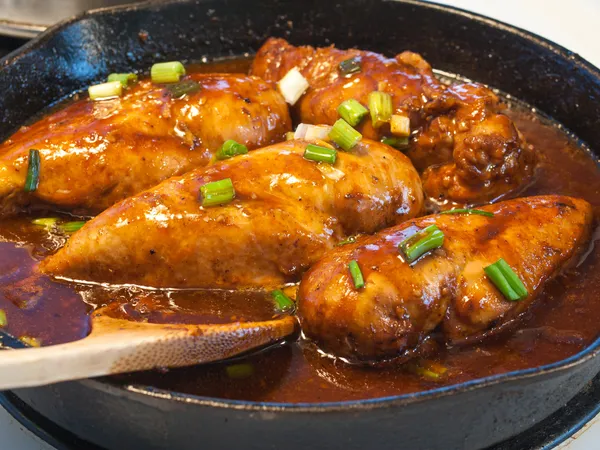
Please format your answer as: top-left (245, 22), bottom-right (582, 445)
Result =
top-left (24, 149), bottom-right (40, 193)
top-left (336, 236), bottom-right (357, 246)
top-left (390, 114), bottom-right (411, 137)
top-left (32, 217), bottom-right (58, 229)
top-left (20, 336), bottom-right (41, 347)
top-left (439, 208), bottom-right (494, 218)
top-left (399, 224), bottom-right (445, 263)
top-left (0, 309), bottom-right (6, 327)
top-left (225, 363), bottom-right (254, 379)
top-left (381, 136), bottom-right (409, 149)
top-left (88, 81), bottom-right (123, 100)
top-left (412, 361), bottom-right (448, 380)
top-left (285, 131), bottom-right (295, 141)
top-left (60, 221), bottom-right (87, 233)
top-left (348, 260), bottom-right (365, 289)
top-left (216, 140), bottom-right (248, 160)
top-left (368, 91), bottom-right (393, 128)
top-left (329, 119), bottom-right (362, 151)
top-left (200, 178), bottom-right (235, 207)
top-left (338, 57), bottom-right (362, 76)
top-left (107, 73), bottom-right (138, 87)
top-left (294, 123), bottom-right (332, 140)
top-left (337, 99), bottom-right (368, 127)
top-left (151, 61), bottom-right (186, 84)
top-left (303, 144), bottom-right (337, 165)
top-left (484, 258), bottom-right (528, 301)
top-left (271, 289), bottom-right (295, 313)
top-left (166, 80), bottom-right (201, 98)
top-left (416, 367), bottom-right (441, 380)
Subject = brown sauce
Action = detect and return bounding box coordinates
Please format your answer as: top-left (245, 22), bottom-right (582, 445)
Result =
top-left (0, 61), bottom-right (598, 403)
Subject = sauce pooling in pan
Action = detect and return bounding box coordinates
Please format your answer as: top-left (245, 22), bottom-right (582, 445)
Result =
top-left (0, 60), bottom-right (598, 403)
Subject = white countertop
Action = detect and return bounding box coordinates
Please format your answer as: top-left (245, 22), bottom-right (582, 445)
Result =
top-left (0, 0), bottom-right (599, 448)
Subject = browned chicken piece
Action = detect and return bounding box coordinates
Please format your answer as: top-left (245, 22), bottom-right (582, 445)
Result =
top-left (412, 84), bottom-right (536, 207)
top-left (251, 38), bottom-right (535, 208)
top-left (298, 196), bottom-right (593, 363)
top-left (251, 37), bottom-right (443, 139)
top-left (0, 74), bottom-right (291, 217)
top-left (41, 139), bottom-right (423, 288)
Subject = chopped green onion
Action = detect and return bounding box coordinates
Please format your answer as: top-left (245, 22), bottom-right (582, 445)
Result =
top-left (225, 363), bottom-right (254, 379)
top-left (200, 178), bottom-right (235, 207)
top-left (24, 149), bottom-right (40, 193)
top-left (151, 61), bottom-right (186, 84)
top-left (293, 123), bottom-right (309, 139)
top-left (416, 367), bottom-right (441, 380)
top-left (285, 131), bottom-right (295, 141)
top-left (0, 309), bottom-right (6, 327)
top-left (215, 140), bottom-right (248, 160)
top-left (88, 81), bottom-right (122, 100)
top-left (277, 67), bottom-right (309, 105)
top-left (336, 236), bottom-right (357, 246)
top-left (271, 290), bottom-right (295, 313)
top-left (60, 221), bottom-right (87, 233)
top-left (338, 57), bottom-right (362, 76)
top-left (399, 224), bottom-right (445, 263)
top-left (329, 119), bottom-right (362, 151)
top-left (107, 73), bottom-right (138, 87)
top-left (166, 80), bottom-right (201, 98)
top-left (305, 125), bottom-right (332, 141)
top-left (303, 144), bottom-right (337, 164)
top-left (20, 336), bottom-right (41, 347)
top-left (294, 123), bottom-right (331, 140)
top-left (368, 91), bottom-right (393, 128)
top-left (440, 208), bottom-right (494, 218)
top-left (484, 258), bottom-right (528, 301)
top-left (348, 260), bottom-right (365, 289)
top-left (337, 99), bottom-right (368, 127)
top-left (390, 114), bottom-right (411, 137)
top-left (381, 136), bottom-right (410, 149)
top-left (32, 217), bottom-right (58, 229)
top-left (412, 361), bottom-right (448, 380)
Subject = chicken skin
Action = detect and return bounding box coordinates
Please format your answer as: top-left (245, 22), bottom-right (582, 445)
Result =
top-left (251, 38), bottom-right (535, 208)
top-left (41, 139), bottom-right (423, 288)
top-left (413, 84), bottom-right (535, 206)
top-left (298, 196), bottom-right (593, 363)
top-left (0, 74), bottom-right (290, 217)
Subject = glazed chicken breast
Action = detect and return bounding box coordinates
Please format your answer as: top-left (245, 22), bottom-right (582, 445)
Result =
top-left (251, 38), bottom-right (535, 208)
top-left (298, 196), bottom-right (593, 363)
top-left (0, 74), bottom-right (290, 217)
top-left (41, 139), bottom-right (423, 288)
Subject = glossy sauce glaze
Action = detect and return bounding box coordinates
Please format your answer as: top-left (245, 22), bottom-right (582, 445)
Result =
top-left (0, 58), bottom-right (290, 217)
top-left (0, 61), bottom-right (598, 403)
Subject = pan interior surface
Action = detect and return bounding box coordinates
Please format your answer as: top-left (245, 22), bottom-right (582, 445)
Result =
top-left (0, 1), bottom-right (599, 449)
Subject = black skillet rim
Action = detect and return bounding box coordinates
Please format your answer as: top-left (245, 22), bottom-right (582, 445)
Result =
top-left (1, 0), bottom-right (599, 413)
top-left (3, 374), bottom-right (600, 450)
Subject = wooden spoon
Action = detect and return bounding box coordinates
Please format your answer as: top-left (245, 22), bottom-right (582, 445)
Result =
top-left (0, 308), bottom-right (297, 390)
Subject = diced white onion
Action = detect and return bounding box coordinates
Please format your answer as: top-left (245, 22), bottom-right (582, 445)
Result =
top-left (278, 67), bottom-right (309, 105)
top-left (294, 123), bottom-right (332, 140)
top-left (88, 81), bottom-right (123, 101)
top-left (390, 114), bottom-right (411, 137)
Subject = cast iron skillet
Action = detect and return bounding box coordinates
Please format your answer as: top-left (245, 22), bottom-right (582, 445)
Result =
top-left (1, 1), bottom-right (599, 449)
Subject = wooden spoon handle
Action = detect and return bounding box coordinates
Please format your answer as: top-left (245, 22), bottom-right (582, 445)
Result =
top-left (0, 315), bottom-right (296, 390)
